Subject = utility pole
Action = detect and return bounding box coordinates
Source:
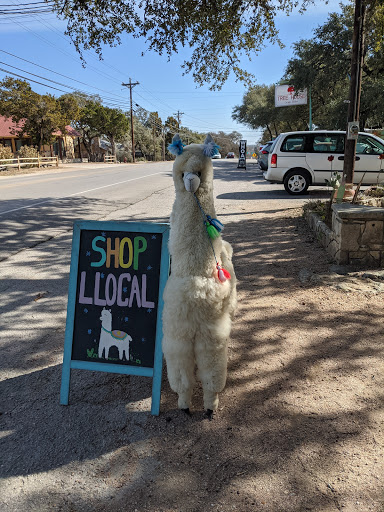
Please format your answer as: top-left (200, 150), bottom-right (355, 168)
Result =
top-left (174, 111), bottom-right (184, 131)
top-left (343, 0), bottom-right (366, 189)
top-left (152, 124), bottom-right (156, 161)
top-left (122, 79), bottom-right (139, 162)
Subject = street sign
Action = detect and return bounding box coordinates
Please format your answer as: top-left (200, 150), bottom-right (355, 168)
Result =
top-left (60, 220), bottom-right (170, 415)
top-left (237, 140), bottom-right (247, 169)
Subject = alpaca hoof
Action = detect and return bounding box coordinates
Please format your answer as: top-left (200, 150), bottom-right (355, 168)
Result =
top-left (205, 409), bottom-right (214, 421)
top-left (181, 408), bottom-right (191, 416)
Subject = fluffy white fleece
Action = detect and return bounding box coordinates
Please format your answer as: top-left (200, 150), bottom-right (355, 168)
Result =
top-left (162, 136), bottom-right (237, 412)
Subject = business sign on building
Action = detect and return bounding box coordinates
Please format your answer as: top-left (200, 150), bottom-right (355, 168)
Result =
top-left (237, 139), bottom-right (247, 169)
top-left (275, 85), bottom-right (307, 107)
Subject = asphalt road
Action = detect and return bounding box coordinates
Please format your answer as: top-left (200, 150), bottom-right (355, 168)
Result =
top-left (0, 161), bottom-right (172, 261)
top-left (0, 159), bottom-right (330, 262)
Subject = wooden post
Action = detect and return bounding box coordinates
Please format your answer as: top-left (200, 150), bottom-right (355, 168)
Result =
top-left (38, 155), bottom-right (40, 168)
top-left (56, 155), bottom-right (59, 168)
top-left (343, 0), bottom-right (366, 185)
top-left (18, 156), bottom-right (20, 171)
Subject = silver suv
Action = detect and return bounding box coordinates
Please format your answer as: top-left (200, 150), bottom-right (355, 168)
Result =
top-left (264, 131), bottom-right (384, 195)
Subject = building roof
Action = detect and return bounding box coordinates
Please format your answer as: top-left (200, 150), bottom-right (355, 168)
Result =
top-left (0, 116), bottom-right (26, 138)
top-left (0, 116), bottom-right (80, 138)
top-left (53, 126), bottom-right (81, 137)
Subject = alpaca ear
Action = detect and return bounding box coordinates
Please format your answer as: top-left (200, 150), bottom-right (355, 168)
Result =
top-left (168, 133), bottom-right (185, 156)
top-left (203, 134), bottom-right (220, 157)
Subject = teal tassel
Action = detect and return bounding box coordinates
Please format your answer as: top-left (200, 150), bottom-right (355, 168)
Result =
top-left (205, 221), bottom-right (219, 239)
top-left (206, 215), bottom-right (224, 233)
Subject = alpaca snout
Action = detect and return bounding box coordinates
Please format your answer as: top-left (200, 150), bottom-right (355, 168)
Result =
top-left (183, 172), bottom-right (201, 193)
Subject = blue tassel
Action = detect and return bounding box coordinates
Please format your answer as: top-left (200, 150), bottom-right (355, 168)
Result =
top-left (206, 215), bottom-right (224, 233)
top-left (168, 136), bottom-right (185, 156)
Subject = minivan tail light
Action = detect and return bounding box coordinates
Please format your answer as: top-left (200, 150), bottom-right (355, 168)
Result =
top-left (271, 153), bottom-right (277, 167)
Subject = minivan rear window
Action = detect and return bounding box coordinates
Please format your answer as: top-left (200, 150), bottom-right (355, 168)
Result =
top-left (280, 135), bottom-right (306, 152)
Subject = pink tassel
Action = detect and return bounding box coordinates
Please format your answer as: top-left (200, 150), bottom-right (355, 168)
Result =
top-left (216, 263), bottom-right (231, 282)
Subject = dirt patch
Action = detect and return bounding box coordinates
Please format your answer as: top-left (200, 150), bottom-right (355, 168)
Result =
top-left (1, 204), bottom-right (383, 512)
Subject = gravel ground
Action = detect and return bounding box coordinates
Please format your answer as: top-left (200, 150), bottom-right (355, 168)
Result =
top-left (1, 164), bottom-right (383, 512)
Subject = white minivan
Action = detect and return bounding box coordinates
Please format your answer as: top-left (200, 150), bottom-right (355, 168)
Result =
top-left (264, 131), bottom-right (384, 195)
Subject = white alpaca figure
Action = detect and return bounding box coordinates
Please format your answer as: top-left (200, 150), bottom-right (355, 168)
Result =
top-left (98, 308), bottom-right (132, 361)
top-left (162, 134), bottom-right (237, 418)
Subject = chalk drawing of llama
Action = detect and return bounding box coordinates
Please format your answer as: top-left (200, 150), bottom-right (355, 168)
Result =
top-left (98, 307), bottom-right (132, 361)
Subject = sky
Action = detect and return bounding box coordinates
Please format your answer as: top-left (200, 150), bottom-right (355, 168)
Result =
top-left (0, 0), bottom-right (345, 146)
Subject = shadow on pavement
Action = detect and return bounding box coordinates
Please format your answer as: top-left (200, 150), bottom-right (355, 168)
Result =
top-left (1, 200), bottom-right (383, 512)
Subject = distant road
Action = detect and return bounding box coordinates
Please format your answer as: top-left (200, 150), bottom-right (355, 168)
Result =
top-left (0, 159), bottom-right (329, 261)
top-left (0, 161), bottom-right (173, 261)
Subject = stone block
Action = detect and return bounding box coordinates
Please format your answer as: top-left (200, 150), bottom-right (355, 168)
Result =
top-left (332, 203), bottom-right (384, 221)
top-left (361, 220), bottom-right (384, 246)
top-left (327, 239), bottom-right (339, 260)
top-left (339, 222), bottom-right (363, 251)
top-left (333, 248), bottom-right (349, 265)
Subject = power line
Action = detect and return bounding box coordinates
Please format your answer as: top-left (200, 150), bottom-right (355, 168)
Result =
top-left (0, 2), bottom-right (54, 5)
top-left (0, 66), bottom-right (68, 93)
top-left (0, 50), bottom-right (131, 101)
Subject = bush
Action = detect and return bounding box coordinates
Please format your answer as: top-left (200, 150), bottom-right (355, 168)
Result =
top-left (0, 144), bottom-right (14, 160)
top-left (17, 145), bottom-right (39, 168)
top-left (364, 185), bottom-right (384, 198)
top-left (17, 145), bottom-right (38, 159)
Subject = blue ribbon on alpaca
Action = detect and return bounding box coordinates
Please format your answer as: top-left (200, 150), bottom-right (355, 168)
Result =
top-left (168, 138), bottom-right (185, 156)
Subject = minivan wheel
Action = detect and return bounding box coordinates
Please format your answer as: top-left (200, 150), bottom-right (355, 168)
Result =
top-left (284, 170), bottom-right (310, 195)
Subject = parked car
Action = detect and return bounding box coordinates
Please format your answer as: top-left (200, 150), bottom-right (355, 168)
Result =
top-left (226, 152), bottom-right (235, 158)
top-left (258, 141), bottom-right (273, 170)
top-left (212, 152), bottom-right (222, 159)
top-left (264, 131), bottom-right (384, 195)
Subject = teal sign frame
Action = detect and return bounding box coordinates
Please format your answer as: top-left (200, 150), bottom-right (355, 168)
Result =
top-left (60, 220), bottom-right (170, 415)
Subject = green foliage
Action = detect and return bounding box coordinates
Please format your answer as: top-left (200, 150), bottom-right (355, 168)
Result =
top-left (208, 131), bottom-right (242, 156)
top-left (324, 171), bottom-right (341, 190)
top-left (0, 144), bottom-right (13, 160)
top-left (51, 0), bottom-right (320, 89)
top-left (68, 96), bottom-right (129, 157)
top-left (285, 4), bottom-right (384, 129)
top-left (365, 185), bottom-right (384, 197)
top-left (94, 104), bottom-right (129, 155)
top-left (234, 3), bottom-right (384, 135)
top-left (0, 77), bottom-right (80, 149)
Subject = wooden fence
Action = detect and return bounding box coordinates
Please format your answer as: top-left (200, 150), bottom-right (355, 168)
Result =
top-left (0, 155), bottom-right (59, 170)
top-left (103, 155), bottom-right (117, 163)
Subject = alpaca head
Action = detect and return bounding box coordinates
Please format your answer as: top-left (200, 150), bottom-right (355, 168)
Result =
top-left (100, 307), bottom-right (112, 323)
top-left (168, 134), bottom-right (219, 196)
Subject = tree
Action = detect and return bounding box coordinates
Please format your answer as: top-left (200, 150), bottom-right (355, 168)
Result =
top-left (285, 3), bottom-right (384, 129)
top-left (52, 0), bottom-right (320, 89)
top-left (94, 104), bottom-right (129, 155)
top-left (209, 131), bottom-right (242, 156)
top-left (0, 77), bottom-right (73, 149)
top-left (73, 100), bottom-right (103, 161)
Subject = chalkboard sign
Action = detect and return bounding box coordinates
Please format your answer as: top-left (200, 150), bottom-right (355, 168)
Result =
top-left (60, 221), bottom-right (170, 415)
